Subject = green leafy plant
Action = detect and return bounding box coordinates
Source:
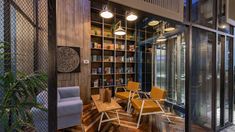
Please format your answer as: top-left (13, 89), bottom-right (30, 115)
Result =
top-left (0, 42), bottom-right (48, 131)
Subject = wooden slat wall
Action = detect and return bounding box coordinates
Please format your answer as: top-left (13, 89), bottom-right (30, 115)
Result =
top-left (57, 0), bottom-right (91, 104)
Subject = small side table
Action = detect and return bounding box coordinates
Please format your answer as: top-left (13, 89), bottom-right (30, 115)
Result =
top-left (91, 95), bottom-right (122, 131)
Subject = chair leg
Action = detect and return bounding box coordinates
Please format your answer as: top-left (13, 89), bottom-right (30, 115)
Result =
top-left (137, 100), bottom-right (145, 128)
top-left (127, 101), bottom-right (130, 112)
top-left (137, 113), bottom-right (142, 128)
top-left (128, 103), bottom-right (132, 113)
top-left (98, 112), bottom-right (104, 131)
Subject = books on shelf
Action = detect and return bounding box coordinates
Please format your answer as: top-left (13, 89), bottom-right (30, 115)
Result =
top-left (91, 26), bottom-right (101, 36)
top-left (128, 45), bottom-right (135, 51)
top-left (126, 57), bottom-right (134, 62)
top-left (116, 44), bottom-right (125, 51)
top-left (116, 67), bottom-right (124, 74)
top-left (104, 28), bottom-right (112, 38)
top-left (127, 77), bottom-right (133, 81)
top-left (116, 78), bottom-right (124, 85)
top-left (91, 17), bottom-right (136, 90)
top-left (92, 55), bottom-right (102, 62)
top-left (104, 67), bottom-right (113, 74)
top-left (116, 56), bottom-right (124, 62)
top-left (98, 67), bottom-right (102, 74)
top-left (104, 43), bottom-right (114, 50)
top-left (127, 35), bottom-right (135, 40)
top-left (91, 67), bottom-right (102, 74)
top-left (126, 67), bottom-right (134, 73)
top-left (104, 78), bottom-right (114, 86)
top-left (92, 42), bottom-right (101, 49)
top-left (93, 79), bottom-right (100, 88)
top-left (104, 56), bottom-right (113, 62)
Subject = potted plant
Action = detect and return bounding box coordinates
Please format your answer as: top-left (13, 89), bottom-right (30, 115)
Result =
top-left (0, 42), bottom-right (47, 131)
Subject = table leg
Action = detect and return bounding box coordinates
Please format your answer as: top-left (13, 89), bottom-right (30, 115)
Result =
top-left (105, 112), bottom-right (110, 119)
top-left (98, 112), bottom-right (104, 131)
top-left (116, 110), bottom-right (120, 125)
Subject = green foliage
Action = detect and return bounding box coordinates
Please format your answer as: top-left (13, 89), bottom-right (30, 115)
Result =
top-left (0, 41), bottom-right (48, 131)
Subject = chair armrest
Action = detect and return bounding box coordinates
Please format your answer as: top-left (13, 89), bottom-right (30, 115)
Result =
top-left (155, 99), bottom-right (166, 102)
top-left (58, 86), bottom-right (80, 98)
top-left (31, 107), bottom-right (48, 121)
top-left (57, 99), bottom-right (83, 117)
top-left (138, 91), bottom-right (150, 99)
top-left (115, 86), bottom-right (126, 93)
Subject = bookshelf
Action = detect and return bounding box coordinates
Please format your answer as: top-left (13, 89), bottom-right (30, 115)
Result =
top-left (90, 7), bottom-right (137, 95)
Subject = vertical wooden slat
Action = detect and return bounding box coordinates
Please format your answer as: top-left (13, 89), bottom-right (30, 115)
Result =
top-left (57, 0), bottom-right (91, 103)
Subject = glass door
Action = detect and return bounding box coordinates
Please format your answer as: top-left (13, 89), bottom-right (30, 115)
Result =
top-left (216, 35), bottom-right (233, 129)
top-left (153, 33), bottom-right (185, 105)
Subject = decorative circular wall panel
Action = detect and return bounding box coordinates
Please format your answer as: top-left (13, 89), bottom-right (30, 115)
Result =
top-left (57, 46), bottom-right (80, 73)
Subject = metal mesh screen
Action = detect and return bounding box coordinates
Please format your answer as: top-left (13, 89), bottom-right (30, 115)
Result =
top-left (0, 0), bottom-right (49, 131)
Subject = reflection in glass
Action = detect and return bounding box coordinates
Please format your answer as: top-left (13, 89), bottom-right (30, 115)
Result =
top-left (191, 28), bottom-right (215, 129)
top-left (216, 35), bottom-right (223, 127)
top-left (155, 43), bottom-right (167, 89)
top-left (154, 33), bottom-right (185, 105)
top-left (192, 0), bottom-right (215, 28)
top-left (218, 0), bottom-right (233, 34)
top-left (224, 37), bottom-right (232, 124)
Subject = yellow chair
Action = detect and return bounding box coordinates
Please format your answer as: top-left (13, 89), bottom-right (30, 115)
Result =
top-left (131, 87), bottom-right (169, 128)
top-left (115, 81), bottom-right (140, 112)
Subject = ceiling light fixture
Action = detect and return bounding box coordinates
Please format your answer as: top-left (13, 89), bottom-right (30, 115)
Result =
top-left (157, 34), bottom-right (167, 42)
top-left (148, 20), bottom-right (159, 26)
top-left (100, 5), bottom-right (113, 19)
top-left (114, 21), bottom-right (126, 36)
top-left (164, 23), bottom-right (175, 32)
top-left (126, 12), bottom-right (138, 21)
top-left (156, 22), bottom-right (167, 42)
top-left (165, 27), bottom-right (175, 32)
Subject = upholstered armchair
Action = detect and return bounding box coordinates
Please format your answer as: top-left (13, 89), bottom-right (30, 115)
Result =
top-left (30, 86), bottom-right (83, 132)
top-left (115, 81), bottom-right (140, 112)
top-left (131, 87), bottom-right (169, 128)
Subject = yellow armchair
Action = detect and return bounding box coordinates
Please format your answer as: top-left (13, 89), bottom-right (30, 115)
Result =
top-left (115, 81), bottom-right (140, 112)
top-left (131, 87), bottom-right (169, 128)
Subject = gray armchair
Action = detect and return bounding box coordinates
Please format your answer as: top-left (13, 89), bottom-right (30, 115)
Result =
top-left (31, 86), bottom-right (83, 132)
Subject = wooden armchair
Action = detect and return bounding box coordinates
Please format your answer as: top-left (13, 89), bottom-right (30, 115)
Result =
top-left (115, 81), bottom-right (140, 112)
top-left (131, 87), bottom-right (170, 128)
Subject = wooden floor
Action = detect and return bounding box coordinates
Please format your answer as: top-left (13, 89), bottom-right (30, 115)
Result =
top-left (58, 100), bottom-right (209, 132)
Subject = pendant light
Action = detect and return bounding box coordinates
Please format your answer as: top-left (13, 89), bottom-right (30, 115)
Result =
top-left (114, 21), bottom-right (126, 36)
top-left (148, 20), bottom-right (159, 26)
top-left (126, 12), bottom-right (138, 21)
top-left (100, 5), bottom-right (113, 19)
top-left (164, 23), bottom-right (175, 32)
top-left (156, 34), bottom-right (167, 42)
top-left (156, 22), bottom-right (166, 42)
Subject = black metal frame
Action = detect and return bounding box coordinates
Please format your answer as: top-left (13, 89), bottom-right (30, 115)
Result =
top-left (48, 0), bottom-right (57, 131)
top-left (3, 0), bottom-right (11, 72)
top-left (184, 0), bottom-right (234, 131)
top-left (2, 0), bottom-right (58, 131)
top-left (33, 0), bottom-right (39, 72)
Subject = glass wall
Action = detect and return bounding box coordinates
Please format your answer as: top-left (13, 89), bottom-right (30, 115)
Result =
top-left (218, 0), bottom-right (234, 34)
top-left (190, 28), bottom-right (215, 129)
top-left (154, 43), bottom-right (167, 89)
top-left (216, 35), bottom-right (224, 127)
top-left (154, 34), bottom-right (185, 105)
top-left (192, 0), bottom-right (215, 28)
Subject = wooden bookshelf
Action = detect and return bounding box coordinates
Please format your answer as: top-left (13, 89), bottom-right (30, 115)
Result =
top-left (90, 7), bottom-right (137, 95)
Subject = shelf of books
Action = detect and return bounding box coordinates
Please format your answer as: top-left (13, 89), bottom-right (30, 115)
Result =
top-left (90, 8), bottom-right (137, 95)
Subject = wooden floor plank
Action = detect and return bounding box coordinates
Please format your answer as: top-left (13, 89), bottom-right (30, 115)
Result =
top-left (57, 104), bottom-right (208, 132)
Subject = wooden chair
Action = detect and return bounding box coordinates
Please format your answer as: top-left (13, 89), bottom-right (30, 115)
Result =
top-left (131, 86), bottom-right (170, 128)
top-left (115, 81), bottom-right (140, 112)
